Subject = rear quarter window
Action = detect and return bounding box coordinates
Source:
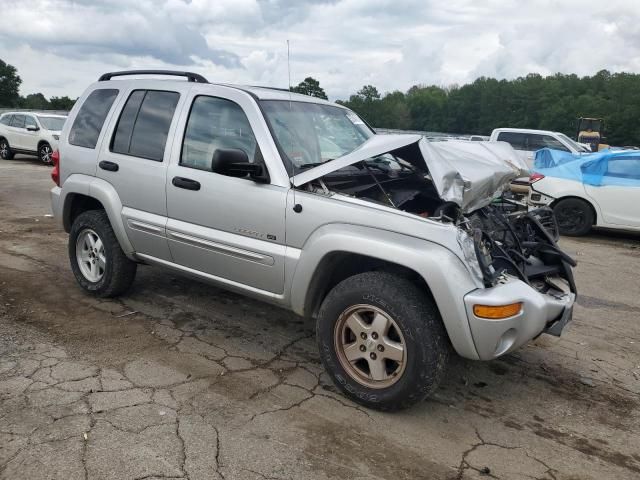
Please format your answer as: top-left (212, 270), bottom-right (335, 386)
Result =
top-left (69, 89), bottom-right (119, 149)
top-left (0, 115), bottom-right (12, 126)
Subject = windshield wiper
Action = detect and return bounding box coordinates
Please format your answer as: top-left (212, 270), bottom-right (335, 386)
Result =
top-left (299, 159), bottom-right (335, 169)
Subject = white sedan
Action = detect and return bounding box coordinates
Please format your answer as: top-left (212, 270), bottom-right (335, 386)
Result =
top-left (528, 150), bottom-right (640, 236)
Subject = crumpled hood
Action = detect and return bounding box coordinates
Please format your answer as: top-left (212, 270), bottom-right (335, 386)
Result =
top-left (291, 135), bottom-right (529, 212)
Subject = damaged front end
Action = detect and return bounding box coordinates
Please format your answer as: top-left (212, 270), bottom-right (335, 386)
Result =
top-left (294, 136), bottom-right (577, 309)
top-left (461, 205), bottom-right (576, 296)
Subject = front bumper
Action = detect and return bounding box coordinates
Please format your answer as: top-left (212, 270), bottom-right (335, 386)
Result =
top-left (464, 277), bottom-right (575, 360)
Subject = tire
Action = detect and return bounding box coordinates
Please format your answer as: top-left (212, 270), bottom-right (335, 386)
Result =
top-left (69, 210), bottom-right (137, 297)
top-left (0, 138), bottom-right (14, 160)
top-left (316, 271), bottom-right (449, 411)
top-left (39, 142), bottom-right (53, 165)
top-left (553, 198), bottom-right (594, 236)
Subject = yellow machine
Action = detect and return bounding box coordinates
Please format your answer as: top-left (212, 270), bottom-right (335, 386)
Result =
top-left (576, 117), bottom-right (608, 151)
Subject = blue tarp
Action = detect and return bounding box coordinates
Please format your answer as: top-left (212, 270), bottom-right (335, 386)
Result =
top-left (533, 148), bottom-right (640, 187)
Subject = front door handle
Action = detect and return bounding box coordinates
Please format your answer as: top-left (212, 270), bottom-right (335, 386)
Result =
top-left (172, 176), bottom-right (201, 191)
top-left (99, 160), bottom-right (119, 172)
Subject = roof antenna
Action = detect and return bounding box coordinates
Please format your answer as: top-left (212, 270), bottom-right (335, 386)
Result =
top-left (288, 40), bottom-right (302, 213)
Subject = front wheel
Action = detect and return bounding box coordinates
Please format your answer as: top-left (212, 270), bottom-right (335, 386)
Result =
top-left (39, 142), bottom-right (53, 164)
top-left (553, 198), bottom-right (594, 236)
top-left (316, 272), bottom-right (449, 411)
top-left (69, 210), bottom-right (137, 297)
top-left (0, 139), bottom-right (14, 160)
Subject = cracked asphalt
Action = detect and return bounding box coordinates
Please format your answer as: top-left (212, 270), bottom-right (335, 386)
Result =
top-left (1, 157), bottom-right (639, 480)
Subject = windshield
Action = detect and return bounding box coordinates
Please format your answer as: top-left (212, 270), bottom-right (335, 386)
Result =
top-left (558, 133), bottom-right (590, 152)
top-left (579, 119), bottom-right (601, 132)
top-left (260, 100), bottom-right (375, 170)
top-left (38, 116), bottom-right (66, 131)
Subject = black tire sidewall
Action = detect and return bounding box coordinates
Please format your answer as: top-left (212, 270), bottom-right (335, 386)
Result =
top-left (554, 198), bottom-right (593, 236)
top-left (317, 272), bottom-right (448, 410)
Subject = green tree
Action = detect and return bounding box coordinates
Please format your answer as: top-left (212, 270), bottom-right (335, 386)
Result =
top-left (356, 85), bottom-right (381, 102)
top-left (49, 96), bottom-right (76, 111)
top-left (0, 59), bottom-right (22, 107)
top-left (291, 77), bottom-right (328, 99)
top-left (20, 93), bottom-right (50, 109)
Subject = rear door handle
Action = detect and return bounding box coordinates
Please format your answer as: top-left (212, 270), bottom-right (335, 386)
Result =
top-left (99, 160), bottom-right (119, 172)
top-left (172, 176), bottom-right (201, 191)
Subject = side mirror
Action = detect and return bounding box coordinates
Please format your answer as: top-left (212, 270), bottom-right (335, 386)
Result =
top-left (26, 126), bottom-right (39, 132)
top-left (211, 149), bottom-right (269, 183)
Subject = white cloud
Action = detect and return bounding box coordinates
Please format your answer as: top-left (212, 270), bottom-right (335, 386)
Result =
top-left (0, 0), bottom-right (639, 100)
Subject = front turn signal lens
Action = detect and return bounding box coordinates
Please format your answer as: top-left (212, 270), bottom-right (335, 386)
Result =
top-left (473, 303), bottom-right (523, 319)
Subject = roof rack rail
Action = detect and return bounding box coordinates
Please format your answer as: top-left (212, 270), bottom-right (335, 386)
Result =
top-left (98, 70), bottom-right (208, 83)
top-left (249, 85), bottom-right (291, 93)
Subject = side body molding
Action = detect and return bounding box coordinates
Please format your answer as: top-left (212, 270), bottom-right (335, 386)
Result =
top-left (288, 224), bottom-right (481, 360)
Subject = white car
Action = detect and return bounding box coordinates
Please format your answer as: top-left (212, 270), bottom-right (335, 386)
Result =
top-left (528, 153), bottom-right (640, 236)
top-left (0, 112), bottom-right (67, 164)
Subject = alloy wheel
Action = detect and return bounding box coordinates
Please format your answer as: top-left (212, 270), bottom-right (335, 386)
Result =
top-left (0, 142), bottom-right (8, 159)
top-left (334, 304), bottom-right (407, 388)
top-left (75, 229), bottom-right (106, 282)
top-left (40, 145), bottom-right (53, 164)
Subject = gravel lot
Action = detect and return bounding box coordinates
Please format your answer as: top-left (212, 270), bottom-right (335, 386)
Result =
top-left (1, 156), bottom-right (639, 480)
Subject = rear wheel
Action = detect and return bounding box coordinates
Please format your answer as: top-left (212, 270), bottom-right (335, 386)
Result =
top-left (39, 142), bottom-right (53, 164)
top-left (316, 271), bottom-right (449, 411)
top-left (553, 198), bottom-right (594, 236)
top-left (69, 210), bottom-right (137, 297)
top-left (0, 139), bottom-right (14, 160)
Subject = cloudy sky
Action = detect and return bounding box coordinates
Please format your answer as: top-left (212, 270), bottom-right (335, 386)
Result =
top-left (1, 0), bottom-right (640, 100)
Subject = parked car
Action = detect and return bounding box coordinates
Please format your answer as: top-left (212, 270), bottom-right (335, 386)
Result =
top-left (490, 128), bottom-right (590, 194)
top-left (529, 148), bottom-right (640, 236)
top-left (50, 70), bottom-right (576, 410)
top-left (0, 112), bottom-right (67, 164)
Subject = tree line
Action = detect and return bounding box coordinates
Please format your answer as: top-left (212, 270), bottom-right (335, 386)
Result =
top-left (3, 56), bottom-right (639, 145)
top-left (335, 70), bottom-right (640, 146)
top-left (0, 59), bottom-right (76, 111)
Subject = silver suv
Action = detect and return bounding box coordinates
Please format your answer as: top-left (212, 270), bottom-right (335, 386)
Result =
top-left (51, 70), bottom-right (576, 410)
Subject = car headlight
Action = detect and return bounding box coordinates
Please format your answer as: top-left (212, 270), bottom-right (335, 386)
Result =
top-left (457, 228), bottom-right (497, 286)
top-left (457, 229), bottom-right (484, 282)
top-left (52, 134), bottom-right (60, 140)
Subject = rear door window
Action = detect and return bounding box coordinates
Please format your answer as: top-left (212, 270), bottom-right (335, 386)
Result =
top-left (111, 90), bottom-right (180, 162)
top-left (496, 132), bottom-right (526, 150)
top-left (69, 89), bottom-right (119, 149)
top-left (10, 115), bottom-right (25, 128)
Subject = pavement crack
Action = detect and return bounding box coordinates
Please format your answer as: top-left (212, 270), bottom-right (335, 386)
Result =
top-left (175, 417), bottom-right (187, 478)
top-left (241, 468), bottom-right (286, 480)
